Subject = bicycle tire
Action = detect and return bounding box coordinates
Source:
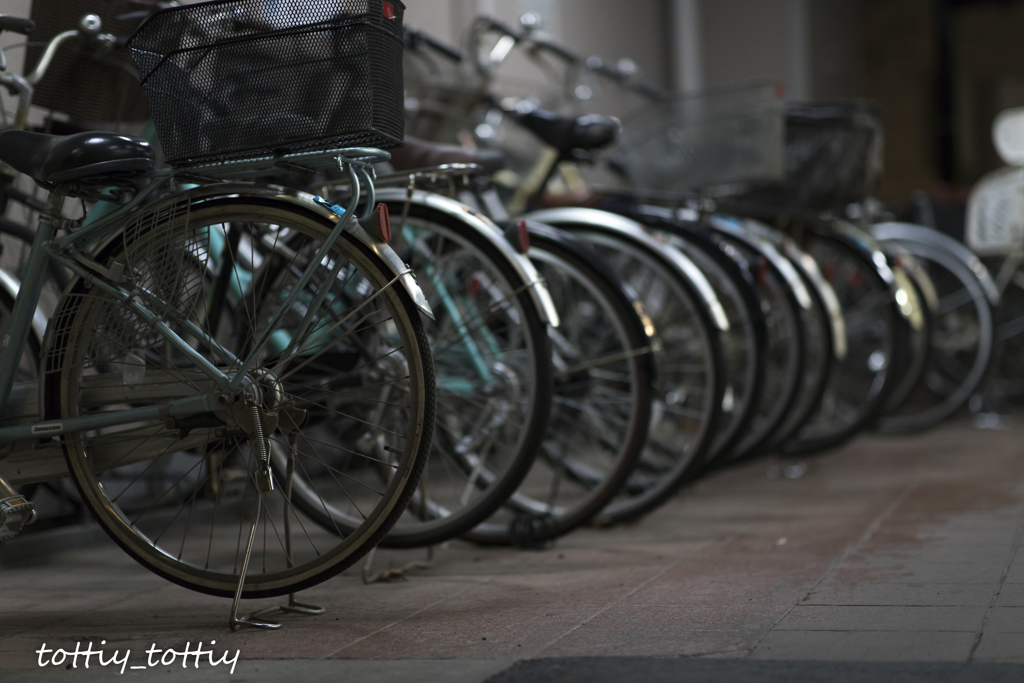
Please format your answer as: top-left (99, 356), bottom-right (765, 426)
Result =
top-left (646, 216), bottom-right (767, 468)
top-left (873, 237), bottom-right (994, 432)
top-left (324, 198), bottom-right (553, 548)
top-left (878, 250), bottom-right (935, 417)
top-left (759, 231), bottom-right (836, 451)
top-left (704, 218), bottom-right (807, 463)
top-left (781, 227), bottom-right (908, 454)
top-left (464, 222), bottom-right (654, 545)
top-left (524, 211), bottom-right (724, 524)
top-left (47, 197), bottom-right (434, 598)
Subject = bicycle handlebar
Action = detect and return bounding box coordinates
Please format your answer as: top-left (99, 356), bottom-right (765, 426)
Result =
top-left (582, 55), bottom-right (668, 101)
top-left (527, 39), bottom-right (669, 102)
top-left (473, 16), bottom-right (526, 43)
top-left (405, 26), bottom-right (463, 63)
top-left (468, 14), bottom-right (669, 103)
top-left (0, 14), bottom-right (127, 130)
top-left (0, 15), bottom-right (35, 36)
top-left (528, 36), bottom-right (581, 66)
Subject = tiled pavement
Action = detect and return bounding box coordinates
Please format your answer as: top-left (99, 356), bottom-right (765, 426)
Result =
top-left (3, 423), bottom-right (1024, 681)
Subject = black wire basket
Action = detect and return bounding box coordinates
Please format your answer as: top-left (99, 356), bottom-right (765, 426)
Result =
top-left (126, 0), bottom-right (406, 166)
top-left (615, 82), bottom-right (787, 195)
top-left (724, 100), bottom-right (884, 217)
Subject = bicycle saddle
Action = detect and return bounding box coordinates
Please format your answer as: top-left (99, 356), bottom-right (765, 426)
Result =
top-left (389, 136), bottom-right (506, 174)
top-left (516, 109), bottom-right (618, 154)
top-left (0, 130), bottom-right (153, 187)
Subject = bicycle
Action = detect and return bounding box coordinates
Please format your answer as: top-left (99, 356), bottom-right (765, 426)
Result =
top-left (314, 162), bottom-right (559, 549)
top-left (363, 155), bottom-right (657, 543)
top-left (471, 22), bottom-right (919, 454)
top-left (401, 35), bottom-right (729, 524)
top-left (0, 0), bottom-right (436, 631)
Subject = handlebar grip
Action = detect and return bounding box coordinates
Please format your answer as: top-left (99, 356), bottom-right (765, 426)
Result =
top-left (0, 15), bottom-right (35, 36)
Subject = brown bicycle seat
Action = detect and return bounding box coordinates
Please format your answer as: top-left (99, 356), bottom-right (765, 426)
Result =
top-left (389, 137), bottom-right (505, 174)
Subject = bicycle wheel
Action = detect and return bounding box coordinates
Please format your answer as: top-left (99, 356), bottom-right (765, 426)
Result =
top-left (297, 197), bottom-right (551, 548)
top-left (878, 250), bottom-right (935, 417)
top-left (637, 213), bottom-right (765, 470)
top-left (781, 226), bottom-right (908, 453)
top-left (531, 228), bottom-right (722, 526)
top-left (574, 204), bottom-right (764, 471)
top-left (873, 236), bottom-right (994, 432)
top-left (705, 218), bottom-right (807, 463)
top-left (464, 223), bottom-right (654, 545)
top-left (47, 197), bottom-right (434, 598)
top-left (761, 232), bottom-right (837, 451)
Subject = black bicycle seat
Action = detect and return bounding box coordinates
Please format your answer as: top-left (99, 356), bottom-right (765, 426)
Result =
top-left (389, 137), bottom-right (506, 174)
top-left (517, 109), bottom-right (618, 153)
top-left (0, 130), bottom-right (153, 187)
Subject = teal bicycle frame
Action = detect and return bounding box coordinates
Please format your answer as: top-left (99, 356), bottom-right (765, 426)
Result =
top-left (0, 149), bottom-right (384, 446)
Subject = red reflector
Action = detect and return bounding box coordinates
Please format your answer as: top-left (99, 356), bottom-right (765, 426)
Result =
top-left (775, 84), bottom-right (785, 99)
top-left (757, 257), bottom-right (768, 286)
top-left (470, 274), bottom-right (482, 298)
top-left (517, 219), bottom-right (530, 254)
top-left (383, 1), bottom-right (395, 19)
top-left (376, 203), bottom-right (391, 242)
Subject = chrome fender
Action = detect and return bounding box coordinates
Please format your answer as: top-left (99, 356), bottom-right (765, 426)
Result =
top-left (707, 215), bottom-right (815, 312)
top-left (177, 182), bottom-right (434, 319)
top-left (524, 207), bottom-right (730, 332)
top-left (833, 220), bottom-right (923, 328)
top-left (377, 188), bottom-right (560, 327)
top-left (737, 218), bottom-right (847, 360)
top-left (871, 222), bottom-right (1000, 307)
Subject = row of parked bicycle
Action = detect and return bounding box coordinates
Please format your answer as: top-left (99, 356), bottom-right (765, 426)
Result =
top-left (0, 1), bottom-right (1021, 629)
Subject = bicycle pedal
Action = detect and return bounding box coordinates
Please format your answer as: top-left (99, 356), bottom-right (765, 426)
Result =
top-left (0, 496), bottom-right (36, 541)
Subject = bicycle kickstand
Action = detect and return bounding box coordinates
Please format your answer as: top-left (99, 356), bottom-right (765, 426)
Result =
top-left (243, 431), bottom-right (325, 626)
top-left (228, 492), bottom-right (281, 631)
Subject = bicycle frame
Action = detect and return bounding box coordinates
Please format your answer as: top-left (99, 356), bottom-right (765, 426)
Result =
top-left (0, 150), bottom-right (412, 448)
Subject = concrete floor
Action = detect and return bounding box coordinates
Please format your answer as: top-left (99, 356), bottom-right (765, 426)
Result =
top-left (3, 423), bottom-right (1024, 681)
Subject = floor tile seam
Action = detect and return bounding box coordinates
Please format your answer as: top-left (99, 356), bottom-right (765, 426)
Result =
top-left (770, 628), bottom-right (981, 633)
top-left (690, 647), bottom-right (751, 658)
top-left (744, 479), bottom-right (922, 659)
top-left (967, 497), bottom-right (1024, 662)
top-left (811, 582), bottom-right (1005, 587)
top-left (801, 603), bottom-right (995, 607)
top-left (530, 558), bottom-right (684, 658)
top-left (533, 645), bottom-right (753, 661)
top-left (789, 603), bottom-right (992, 609)
top-left (323, 575), bottom-right (497, 658)
top-left (836, 560), bottom-right (1017, 566)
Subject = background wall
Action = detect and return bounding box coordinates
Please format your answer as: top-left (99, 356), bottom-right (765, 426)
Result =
top-left (4, 0), bottom-right (1024, 208)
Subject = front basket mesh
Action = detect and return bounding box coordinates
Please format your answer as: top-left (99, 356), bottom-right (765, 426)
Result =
top-left (126, 0), bottom-right (406, 166)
